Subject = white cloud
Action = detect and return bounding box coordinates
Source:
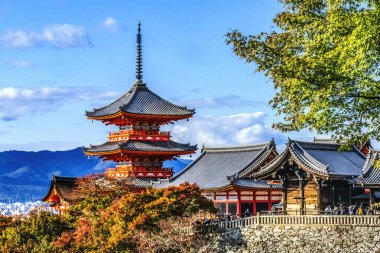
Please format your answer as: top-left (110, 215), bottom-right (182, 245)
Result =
top-left (0, 24), bottom-right (91, 48)
top-left (101, 17), bottom-right (119, 32)
top-left (8, 60), bottom-right (33, 68)
top-left (172, 95), bottom-right (264, 109)
top-left (164, 113), bottom-right (286, 153)
top-left (0, 141), bottom-right (81, 151)
top-left (0, 86), bottom-right (118, 121)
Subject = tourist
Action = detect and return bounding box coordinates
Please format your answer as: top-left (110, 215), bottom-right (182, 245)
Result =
top-left (348, 205), bottom-right (354, 215)
top-left (244, 209), bottom-right (252, 217)
top-left (340, 205), bottom-right (348, 215)
top-left (324, 205), bottom-right (332, 215)
top-left (333, 206), bottom-right (339, 215)
top-left (357, 206), bottom-right (363, 215)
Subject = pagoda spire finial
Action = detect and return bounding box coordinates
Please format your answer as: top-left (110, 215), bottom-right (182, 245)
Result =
top-left (136, 22), bottom-right (143, 81)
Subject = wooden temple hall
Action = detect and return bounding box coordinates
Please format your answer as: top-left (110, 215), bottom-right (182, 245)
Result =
top-left (42, 23), bottom-right (380, 216)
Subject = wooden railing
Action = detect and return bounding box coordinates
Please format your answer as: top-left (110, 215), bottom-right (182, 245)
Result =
top-left (193, 214), bottom-right (380, 233)
top-left (108, 130), bottom-right (171, 142)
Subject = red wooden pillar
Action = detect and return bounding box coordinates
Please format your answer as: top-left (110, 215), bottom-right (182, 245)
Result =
top-left (253, 190), bottom-right (256, 215)
top-left (268, 190), bottom-right (272, 210)
top-left (237, 190), bottom-right (241, 216)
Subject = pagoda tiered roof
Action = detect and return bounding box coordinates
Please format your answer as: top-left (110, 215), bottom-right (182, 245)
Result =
top-left (86, 81), bottom-right (195, 120)
top-left (155, 141), bottom-right (279, 190)
top-left (353, 150), bottom-right (380, 188)
top-left (253, 139), bottom-right (366, 180)
top-left (84, 140), bottom-right (197, 155)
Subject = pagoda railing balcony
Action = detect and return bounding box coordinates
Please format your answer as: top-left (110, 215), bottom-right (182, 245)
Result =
top-left (105, 167), bottom-right (173, 178)
top-left (111, 166), bottom-right (173, 173)
top-left (108, 130), bottom-right (171, 142)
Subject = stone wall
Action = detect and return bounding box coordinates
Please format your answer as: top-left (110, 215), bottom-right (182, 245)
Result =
top-left (213, 224), bottom-right (380, 253)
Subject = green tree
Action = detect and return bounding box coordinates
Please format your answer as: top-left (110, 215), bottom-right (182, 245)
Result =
top-left (226, 0), bottom-right (380, 145)
top-left (0, 212), bottom-right (69, 253)
top-left (1, 183), bottom-right (215, 252)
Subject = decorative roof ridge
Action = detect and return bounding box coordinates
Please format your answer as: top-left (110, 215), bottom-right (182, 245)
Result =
top-left (293, 139), bottom-right (343, 149)
top-left (361, 149), bottom-right (380, 176)
top-left (235, 145), bottom-right (277, 177)
top-left (351, 145), bottom-right (367, 159)
top-left (314, 137), bottom-right (372, 151)
top-left (83, 141), bottom-right (119, 150)
top-left (203, 141), bottom-right (272, 153)
top-left (291, 141), bottom-right (329, 170)
top-left (289, 141), bottom-right (329, 175)
top-left (169, 151), bottom-right (207, 182)
top-left (252, 148), bottom-right (290, 178)
top-left (313, 137), bottom-right (348, 143)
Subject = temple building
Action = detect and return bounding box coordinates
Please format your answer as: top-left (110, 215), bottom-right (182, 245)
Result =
top-left (83, 23), bottom-right (197, 179)
top-left (252, 139), bottom-right (369, 215)
top-left (41, 24), bottom-right (380, 216)
top-left (155, 141), bottom-right (282, 216)
top-left (352, 151), bottom-right (380, 204)
top-left (42, 176), bottom-right (76, 215)
top-left (42, 23), bottom-right (196, 212)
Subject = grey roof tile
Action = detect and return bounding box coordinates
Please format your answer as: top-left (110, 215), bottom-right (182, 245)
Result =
top-left (295, 141), bottom-right (365, 176)
top-left (86, 82), bottom-right (195, 117)
top-left (162, 142), bottom-right (275, 189)
top-left (42, 176), bottom-right (77, 202)
top-left (253, 139), bottom-right (366, 179)
top-left (353, 151), bottom-right (380, 187)
top-left (232, 178), bottom-right (281, 189)
top-left (83, 140), bottom-right (196, 153)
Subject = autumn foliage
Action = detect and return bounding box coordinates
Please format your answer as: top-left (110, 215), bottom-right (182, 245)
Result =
top-left (0, 181), bottom-right (216, 252)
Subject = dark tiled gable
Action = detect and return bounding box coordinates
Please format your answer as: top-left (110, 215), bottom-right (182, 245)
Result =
top-left (165, 142), bottom-right (276, 190)
top-left (295, 141), bottom-right (365, 177)
top-left (254, 139), bottom-right (366, 179)
top-left (353, 151), bottom-right (380, 187)
top-left (83, 140), bottom-right (196, 153)
top-left (86, 82), bottom-right (195, 117)
top-left (42, 176), bottom-right (77, 202)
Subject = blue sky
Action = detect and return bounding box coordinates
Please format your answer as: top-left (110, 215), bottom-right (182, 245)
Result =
top-left (0, 0), bottom-right (362, 152)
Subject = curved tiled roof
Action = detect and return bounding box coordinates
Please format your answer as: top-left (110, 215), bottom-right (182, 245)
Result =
top-left (162, 141), bottom-right (277, 190)
top-left (86, 81), bottom-right (195, 118)
top-left (253, 139), bottom-right (366, 179)
top-left (42, 176), bottom-right (77, 202)
top-left (83, 140), bottom-right (197, 154)
top-left (353, 151), bottom-right (380, 187)
top-left (232, 178), bottom-right (281, 189)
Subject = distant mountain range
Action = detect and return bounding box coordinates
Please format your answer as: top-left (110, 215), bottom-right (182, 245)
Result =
top-left (0, 148), bottom-right (192, 202)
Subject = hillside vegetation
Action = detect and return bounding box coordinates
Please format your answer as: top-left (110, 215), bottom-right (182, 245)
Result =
top-left (0, 182), bottom-right (215, 252)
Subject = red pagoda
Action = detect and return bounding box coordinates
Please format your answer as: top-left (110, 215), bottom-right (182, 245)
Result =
top-left (83, 23), bottom-right (196, 179)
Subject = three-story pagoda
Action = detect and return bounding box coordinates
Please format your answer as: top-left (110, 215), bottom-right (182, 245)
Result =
top-left (84, 23), bottom-right (196, 179)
